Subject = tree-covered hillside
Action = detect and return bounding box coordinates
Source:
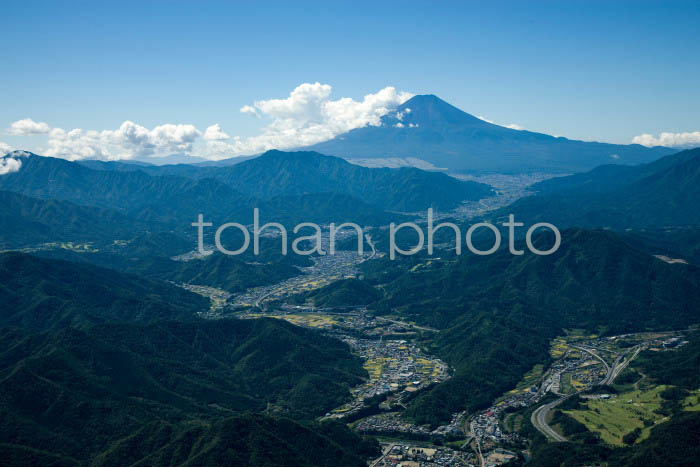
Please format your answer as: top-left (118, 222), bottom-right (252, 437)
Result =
top-left (205, 150), bottom-right (493, 211)
top-left (0, 313), bottom-right (373, 465)
top-left (503, 147), bottom-right (700, 230)
top-left (0, 252), bottom-right (208, 330)
top-left (0, 190), bottom-right (147, 249)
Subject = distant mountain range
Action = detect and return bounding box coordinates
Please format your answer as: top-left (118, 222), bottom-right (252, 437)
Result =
top-left (502, 147), bottom-right (700, 229)
top-left (302, 94), bottom-right (674, 173)
top-left (0, 151), bottom-right (492, 225)
top-left (204, 150), bottom-right (492, 212)
top-left (0, 190), bottom-right (146, 249)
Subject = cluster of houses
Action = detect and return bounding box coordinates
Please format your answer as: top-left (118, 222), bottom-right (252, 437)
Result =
top-left (374, 444), bottom-right (471, 466)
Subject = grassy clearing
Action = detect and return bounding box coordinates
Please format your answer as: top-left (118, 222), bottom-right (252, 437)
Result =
top-left (683, 390), bottom-right (700, 411)
top-left (564, 385), bottom-right (673, 446)
top-left (498, 363), bottom-right (545, 402)
top-left (278, 313), bottom-right (340, 328)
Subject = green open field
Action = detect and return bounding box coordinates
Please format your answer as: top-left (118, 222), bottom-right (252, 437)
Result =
top-left (276, 313), bottom-right (340, 328)
top-left (564, 385), bottom-right (700, 446)
top-left (683, 390), bottom-right (700, 411)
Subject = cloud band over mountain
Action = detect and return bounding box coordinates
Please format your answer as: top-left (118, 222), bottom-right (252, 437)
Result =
top-left (6, 83), bottom-right (699, 163)
top-left (4, 83), bottom-right (413, 161)
top-left (632, 131), bottom-right (700, 148)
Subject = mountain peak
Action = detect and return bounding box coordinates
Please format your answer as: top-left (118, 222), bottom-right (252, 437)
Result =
top-left (303, 93), bottom-right (673, 172)
top-left (3, 150), bottom-right (37, 159)
top-left (389, 94), bottom-right (492, 128)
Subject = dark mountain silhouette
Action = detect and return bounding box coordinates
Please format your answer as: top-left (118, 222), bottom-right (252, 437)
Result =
top-left (0, 152), bottom-right (258, 226)
top-left (209, 150), bottom-right (492, 211)
top-left (503, 147), bottom-right (700, 229)
top-left (0, 252), bottom-right (208, 330)
top-left (0, 317), bottom-right (373, 465)
top-left (0, 151), bottom-right (489, 227)
top-left (0, 190), bottom-right (147, 248)
top-left (303, 95), bottom-right (673, 173)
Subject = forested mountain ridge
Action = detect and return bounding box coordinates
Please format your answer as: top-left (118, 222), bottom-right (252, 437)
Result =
top-left (0, 190), bottom-right (146, 248)
top-left (207, 149), bottom-right (492, 211)
top-left (503, 147), bottom-right (700, 229)
top-left (0, 318), bottom-right (373, 465)
top-left (0, 251), bottom-right (208, 330)
top-left (0, 150), bottom-right (492, 220)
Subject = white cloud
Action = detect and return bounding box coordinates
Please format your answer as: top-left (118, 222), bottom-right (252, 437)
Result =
top-left (44, 121), bottom-right (202, 160)
top-left (632, 131), bottom-right (700, 148)
top-left (0, 142), bottom-right (13, 155)
top-left (46, 128), bottom-right (110, 160)
top-left (204, 123), bottom-right (230, 141)
top-left (254, 82), bottom-right (332, 119)
top-left (9, 118), bottom-right (51, 135)
top-left (139, 123), bottom-right (200, 154)
top-left (205, 83), bottom-right (413, 158)
top-left (477, 115), bottom-right (524, 130)
top-left (10, 82), bottom-right (414, 160)
top-left (0, 156), bottom-right (22, 175)
top-left (240, 105), bottom-right (260, 118)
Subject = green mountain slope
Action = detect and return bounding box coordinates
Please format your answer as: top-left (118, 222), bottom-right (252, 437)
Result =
top-left (0, 252), bottom-right (208, 330)
top-left (504, 147), bottom-right (700, 229)
top-left (0, 318), bottom-right (371, 465)
top-left (0, 190), bottom-right (146, 249)
top-left (209, 150), bottom-right (493, 211)
top-left (0, 151), bottom-right (489, 230)
top-left (0, 152), bottom-right (257, 226)
top-left (91, 415), bottom-right (379, 467)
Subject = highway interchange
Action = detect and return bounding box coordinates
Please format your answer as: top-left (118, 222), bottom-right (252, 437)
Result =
top-left (530, 343), bottom-right (644, 442)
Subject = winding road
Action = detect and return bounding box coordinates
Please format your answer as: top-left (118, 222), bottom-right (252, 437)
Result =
top-left (531, 344), bottom-right (644, 442)
top-left (571, 344), bottom-right (611, 375)
top-left (530, 396), bottom-right (570, 442)
top-left (605, 346), bottom-right (642, 384)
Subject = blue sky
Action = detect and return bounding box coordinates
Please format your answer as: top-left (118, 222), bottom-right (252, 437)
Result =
top-left (2, 0), bottom-right (699, 159)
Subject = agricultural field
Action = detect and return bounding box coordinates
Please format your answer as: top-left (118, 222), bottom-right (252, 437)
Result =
top-left (363, 357), bottom-right (387, 381)
top-left (500, 363), bottom-right (545, 400)
top-left (563, 385), bottom-right (700, 446)
top-left (550, 338), bottom-right (569, 358)
top-left (275, 313), bottom-right (341, 329)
